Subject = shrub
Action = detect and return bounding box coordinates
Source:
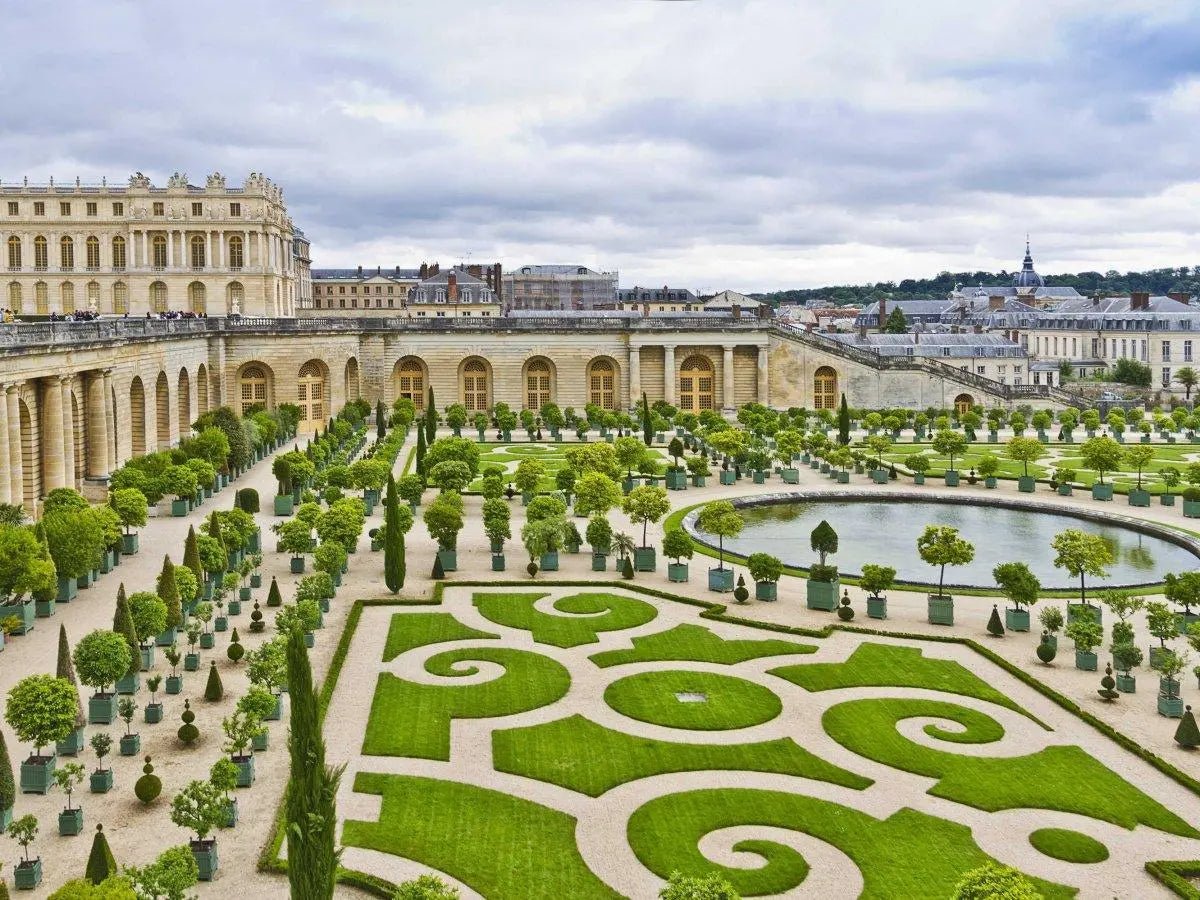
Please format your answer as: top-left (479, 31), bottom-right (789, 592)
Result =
top-left (952, 862), bottom-right (1042, 900)
top-left (177, 700), bottom-right (199, 745)
top-left (747, 552), bottom-right (782, 584)
top-left (235, 488), bottom-right (260, 514)
top-left (73, 631), bottom-right (131, 696)
top-left (662, 528), bottom-right (694, 563)
top-left (393, 873), bottom-right (461, 900)
top-left (659, 871), bottom-right (740, 899)
top-left (83, 823), bottom-right (118, 886)
top-left (135, 756), bottom-right (162, 805)
top-left (227, 628), bottom-right (245, 663)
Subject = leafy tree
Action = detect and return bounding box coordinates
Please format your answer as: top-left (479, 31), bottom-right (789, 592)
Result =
top-left (513, 458), bottom-right (546, 496)
top-left (1146, 600), bottom-right (1179, 649)
top-left (622, 485), bottom-right (670, 548)
top-left (423, 494), bottom-right (464, 551)
top-left (992, 561), bottom-right (1040, 610)
top-left (564, 442), bottom-right (622, 480)
top-left (883, 306), bottom-right (908, 334)
top-left (1175, 366), bottom-right (1198, 400)
top-left (662, 527), bottom-right (694, 563)
top-left (43, 508), bottom-right (104, 581)
top-left (1112, 358), bottom-right (1152, 386)
top-left (1123, 444), bottom-right (1155, 490)
top-left (614, 435), bottom-right (648, 478)
top-left (931, 430), bottom-right (968, 473)
top-left (695, 501), bottom-right (744, 570)
top-left (124, 844), bottom-right (199, 900)
top-left (859, 564), bottom-right (896, 599)
top-left (73, 631), bottom-right (131, 697)
top-left (810, 520), bottom-right (838, 566)
top-left (1039, 605), bottom-right (1064, 636)
top-left (481, 497), bottom-right (511, 549)
top-left (156, 557), bottom-right (183, 632)
top-left (1005, 436), bottom-right (1044, 478)
top-left (5, 674), bottom-right (78, 758)
top-left (573, 472), bottom-right (623, 517)
top-left (169, 779), bottom-right (225, 843)
top-left (112, 585), bottom-right (140, 680)
top-left (659, 870), bottom-right (741, 899)
top-left (1079, 436), bottom-right (1123, 485)
top-left (128, 592), bottom-right (167, 649)
top-left (246, 638), bottom-right (287, 694)
top-left (423, 436), bottom-right (481, 479)
top-left (917, 525), bottom-right (975, 599)
top-left (0, 525), bottom-right (55, 603)
top-left (182, 526), bottom-right (203, 590)
top-left (1051, 529), bottom-right (1113, 605)
top-left (108, 489), bottom-right (148, 535)
top-left (1065, 617), bottom-right (1103, 654)
top-left (747, 552), bottom-right (782, 584)
top-left (586, 515), bottom-right (613, 553)
top-left (0, 716), bottom-right (14, 815)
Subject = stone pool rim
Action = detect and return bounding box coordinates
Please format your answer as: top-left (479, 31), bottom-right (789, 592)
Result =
top-left (681, 490), bottom-right (1200, 592)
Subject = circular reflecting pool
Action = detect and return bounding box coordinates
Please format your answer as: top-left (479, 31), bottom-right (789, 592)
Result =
top-left (690, 498), bottom-right (1199, 589)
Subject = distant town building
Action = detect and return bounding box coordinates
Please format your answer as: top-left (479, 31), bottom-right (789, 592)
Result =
top-left (948, 242), bottom-right (1083, 308)
top-left (308, 260), bottom-right (502, 316)
top-left (616, 285), bottom-right (699, 313)
top-left (310, 265), bottom-right (422, 311)
top-left (292, 228), bottom-right (312, 310)
top-left (829, 331), bottom-right (1029, 384)
top-left (504, 264), bottom-right (618, 310)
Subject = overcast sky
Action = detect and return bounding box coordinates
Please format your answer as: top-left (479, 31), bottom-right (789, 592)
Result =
top-left (3, 0), bottom-right (1199, 291)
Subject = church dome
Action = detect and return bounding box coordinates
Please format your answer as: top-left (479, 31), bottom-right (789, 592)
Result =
top-left (1012, 240), bottom-right (1044, 288)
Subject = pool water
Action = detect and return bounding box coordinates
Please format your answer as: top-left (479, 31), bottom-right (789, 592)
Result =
top-left (693, 499), bottom-right (1198, 589)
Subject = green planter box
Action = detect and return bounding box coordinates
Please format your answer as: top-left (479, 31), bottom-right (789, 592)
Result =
top-left (437, 549), bottom-right (458, 572)
top-left (155, 627), bottom-right (178, 648)
top-left (166, 675), bottom-right (183, 694)
top-left (252, 731), bottom-right (269, 752)
top-left (116, 672), bottom-right (140, 695)
top-left (238, 586), bottom-right (251, 601)
top-left (666, 471), bottom-right (687, 490)
top-left (755, 581), bottom-right (778, 601)
top-left (1116, 673), bottom-right (1136, 693)
top-left (171, 499), bottom-right (189, 517)
top-left (121, 532), bottom-right (140, 555)
top-left (871, 469), bottom-right (888, 484)
top-left (1074, 650), bottom-right (1098, 671)
top-left (19, 756), bottom-right (54, 794)
top-left (289, 557), bottom-right (305, 574)
top-left (228, 598), bottom-right (242, 615)
top-left (273, 495), bottom-right (294, 516)
top-left (837, 471), bottom-right (850, 483)
top-left (34, 598), bottom-right (55, 618)
top-left (1057, 484), bottom-right (1073, 496)
top-left (691, 475), bottom-right (707, 487)
top-left (1005, 608), bottom-right (1030, 632)
top-left (1158, 693), bottom-right (1184, 718)
top-left (192, 840), bottom-right (219, 881)
top-left (265, 694), bottom-right (284, 721)
top-left (304, 632), bottom-right (315, 648)
top-left (199, 632), bottom-right (215, 650)
top-left (780, 468), bottom-right (799, 484)
top-left (944, 471), bottom-right (960, 487)
top-left (807, 579), bottom-right (838, 611)
top-left (539, 551), bottom-right (559, 572)
top-left (88, 693), bottom-right (118, 725)
top-left (1128, 489), bottom-right (1151, 507)
top-left (753, 471), bottom-right (765, 484)
top-left (139, 646), bottom-right (155, 671)
top-left (1149, 645), bottom-right (1170, 669)
top-left (927, 594), bottom-right (954, 625)
top-left (591, 553), bottom-right (607, 572)
top-left (913, 474), bottom-right (925, 485)
top-left (491, 554), bottom-right (505, 571)
top-left (1184, 499), bottom-right (1200, 518)
top-left (866, 595), bottom-right (887, 619)
top-left (119, 733), bottom-right (141, 756)
top-left (56, 726), bottom-right (85, 757)
top-left (89, 769), bottom-right (114, 793)
top-left (634, 547), bottom-right (656, 572)
top-left (144, 703), bottom-right (163, 724)
top-left (184, 653), bottom-right (200, 672)
top-left (1091, 483), bottom-right (1114, 501)
top-left (708, 567), bottom-right (734, 592)
top-left (76, 570), bottom-right (92, 590)
top-left (1178, 612), bottom-right (1200, 635)
top-left (1162, 493), bottom-right (1177, 507)
top-left (668, 562), bottom-right (689, 583)
top-left (57, 576), bottom-right (78, 603)
top-left (13, 858), bottom-right (41, 890)
top-left (719, 470), bottom-right (736, 485)
top-left (59, 807), bottom-right (84, 836)
top-left (234, 754), bottom-right (255, 787)
top-left (1017, 476), bottom-right (1036, 493)
top-left (983, 476), bottom-right (997, 488)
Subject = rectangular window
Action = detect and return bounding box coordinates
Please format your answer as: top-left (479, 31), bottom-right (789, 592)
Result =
top-left (112, 202), bottom-right (124, 216)
top-left (86, 202), bottom-right (97, 217)
top-left (5, 202), bottom-right (16, 215)
top-left (191, 202), bottom-right (203, 216)
top-left (1186, 341), bottom-right (1193, 362)
top-left (59, 202), bottom-right (71, 216)
top-left (351, 286), bottom-right (357, 294)
top-left (1163, 340), bottom-right (1171, 361)
top-left (230, 202), bottom-right (241, 217)
top-left (152, 202), bottom-right (164, 216)
top-left (338, 286), bottom-right (345, 294)
top-left (387, 286), bottom-right (394, 294)
top-left (1072, 337), bottom-right (1077, 355)
top-left (33, 201), bottom-right (45, 216)
top-left (977, 366), bottom-right (985, 374)
top-left (1164, 367), bottom-right (1172, 387)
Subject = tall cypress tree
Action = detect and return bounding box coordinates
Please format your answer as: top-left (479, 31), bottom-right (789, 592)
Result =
top-left (415, 426), bottom-right (427, 480)
top-left (157, 556), bottom-right (182, 631)
top-left (285, 624), bottom-right (343, 899)
top-left (837, 394), bottom-right (850, 446)
top-left (383, 475), bottom-right (404, 593)
top-left (183, 526), bottom-right (203, 589)
top-left (641, 392), bottom-right (653, 446)
top-left (0, 726), bottom-right (14, 820)
top-left (112, 584), bottom-right (139, 681)
top-left (375, 400), bottom-right (386, 439)
top-left (207, 511), bottom-right (226, 564)
top-left (424, 387), bottom-right (436, 444)
top-left (57, 624), bottom-right (86, 731)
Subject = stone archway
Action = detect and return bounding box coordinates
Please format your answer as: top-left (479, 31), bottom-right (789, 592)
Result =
top-left (678, 355), bottom-right (715, 413)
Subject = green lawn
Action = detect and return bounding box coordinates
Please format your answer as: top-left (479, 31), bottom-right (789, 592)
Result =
top-left (590, 623), bottom-right (815, 668)
top-left (626, 788), bottom-right (1074, 898)
top-left (473, 591), bottom-right (658, 648)
top-left (493, 714), bottom-right (870, 797)
top-left (603, 669), bottom-right (782, 731)
top-left (362, 646), bottom-right (571, 758)
top-left (1029, 828), bottom-right (1110, 864)
top-left (823, 697), bottom-right (1199, 837)
top-left (345, 773), bottom-right (619, 899)
top-left (467, 442), bottom-right (671, 493)
top-left (383, 611), bottom-right (498, 662)
top-left (770, 643), bottom-right (1037, 722)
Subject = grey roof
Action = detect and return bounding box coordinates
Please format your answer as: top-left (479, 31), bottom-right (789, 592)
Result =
top-left (1012, 241), bottom-right (1045, 288)
top-left (952, 285), bottom-right (1082, 299)
top-left (1047, 295), bottom-right (1192, 314)
top-left (860, 299), bottom-right (957, 316)
top-left (418, 268), bottom-right (487, 287)
top-left (312, 267), bottom-right (422, 282)
top-left (511, 264), bottom-right (613, 277)
top-left (617, 286), bottom-right (698, 302)
top-left (829, 331), bottom-right (1026, 357)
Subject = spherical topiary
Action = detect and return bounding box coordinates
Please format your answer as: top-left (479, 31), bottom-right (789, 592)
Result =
top-left (733, 574), bottom-right (749, 603)
top-left (837, 589), bottom-right (855, 621)
top-left (177, 699), bottom-right (199, 745)
top-left (1098, 663), bottom-right (1119, 701)
top-left (227, 628), bottom-right (244, 663)
top-left (249, 601), bottom-right (265, 634)
top-left (134, 755), bottom-right (162, 804)
top-left (204, 661), bottom-right (224, 702)
top-left (1036, 630), bottom-right (1057, 664)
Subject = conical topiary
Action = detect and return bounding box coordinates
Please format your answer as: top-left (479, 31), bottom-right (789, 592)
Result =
top-left (415, 426), bottom-right (427, 479)
top-left (134, 756), bottom-right (161, 805)
top-left (57, 623), bottom-right (86, 730)
top-left (0, 728), bottom-right (14, 821)
top-left (622, 556), bottom-right (635, 580)
top-left (249, 601), bottom-right (265, 633)
top-left (177, 699), bottom-right (199, 745)
top-left (227, 629), bottom-right (244, 663)
top-left (84, 823), bottom-right (117, 885)
top-left (266, 576), bottom-right (282, 608)
top-left (1176, 705), bottom-right (1200, 749)
top-left (431, 553), bottom-right (445, 580)
top-left (204, 661), bottom-right (224, 702)
top-left (1036, 630), bottom-right (1057, 664)
top-left (113, 584), bottom-right (139, 680)
top-left (1098, 663), bottom-right (1119, 701)
top-left (987, 604), bottom-right (1005, 637)
top-left (837, 589), bottom-right (855, 621)
top-left (157, 556), bottom-right (182, 630)
top-left (733, 574), bottom-right (748, 603)
top-left (183, 526), bottom-right (203, 589)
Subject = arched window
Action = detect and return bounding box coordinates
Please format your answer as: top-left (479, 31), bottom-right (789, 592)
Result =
top-left (33, 236), bottom-right (47, 270)
top-left (228, 235), bottom-right (244, 269)
top-left (60, 236), bottom-right (74, 270)
top-left (525, 358), bottom-right (552, 410)
top-left (239, 365), bottom-right (268, 415)
top-left (587, 358), bottom-right (616, 410)
top-left (7, 282), bottom-right (21, 313)
top-left (150, 281), bottom-right (167, 312)
top-left (111, 236), bottom-right (126, 270)
top-left (188, 281), bottom-right (206, 314)
top-left (190, 235), bottom-right (205, 269)
top-left (85, 236), bottom-right (100, 270)
top-left (954, 393), bottom-right (975, 416)
top-left (112, 281), bottom-right (128, 314)
top-left (395, 358), bottom-right (426, 409)
top-left (60, 281), bottom-right (75, 314)
top-left (86, 281), bottom-right (99, 311)
top-left (297, 361), bottom-right (326, 428)
top-left (7, 236), bottom-right (21, 269)
top-left (34, 281), bottom-right (47, 314)
top-left (152, 235), bottom-right (167, 269)
top-left (678, 355), bottom-right (714, 413)
top-left (462, 358), bottom-right (489, 412)
top-left (813, 366), bottom-right (838, 411)
top-left (226, 281), bottom-right (243, 315)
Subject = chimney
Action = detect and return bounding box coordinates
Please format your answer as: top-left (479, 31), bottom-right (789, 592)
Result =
top-left (877, 296), bottom-right (887, 325)
top-left (1092, 292), bottom-right (1101, 306)
top-left (973, 324), bottom-right (983, 334)
top-left (376, 265), bottom-right (381, 275)
top-left (989, 294), bottom-right (1004, 311)
top-left (430, 262), bottom-right (440, 276)
top-left (642, 301), bottom-right (650, 316)
top-left (394, 265), bottom-right (400, 275)
top-left (419, 262), bottom-right (428, 279)
top-left (858, 322), bottom-right (867, 340)
top-left (447, 271), bottom-right (458, 302)
top-left (1131, 291), bottom-right (1150, 311)
top-left (1168, 291), bottom-right (1191, 303)
top-left (732, 304), bottom-right (741, 320)
top-left (357, 265), bottom-right (362, 275)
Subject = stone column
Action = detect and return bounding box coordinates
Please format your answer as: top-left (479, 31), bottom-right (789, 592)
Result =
top-left (629, 345), bottom-right (641, 406)
top-left (140, 231), bottom-right (148, 269)
top-left (103, 369), bottom-right (116, 466)
top-left (42, 378), bottom-right (65, 490)
top-left (6, 385), bottom-right (22, 507)
top-left (0, 385), bottom-right (10, 505)
top-left (166, 230), bottom-right (174, 268)
top-left (87, 371), bottom-right (110, 478)
top-left (757, 345), bottom-right (770, 405)
top-left (60, 376), bottom-right (75, 488)
top-left (663, 344), bottom-right (676, 405)
top-left (216, 230), bottom-right (224, 269)
top-left (723, 345), bottom-right (736, 411)
top-left (243, 230), bottom-right (250, 268)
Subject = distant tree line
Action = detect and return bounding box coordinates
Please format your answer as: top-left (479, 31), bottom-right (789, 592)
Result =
top-left (754, 266), bottom-right (1200, 307)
